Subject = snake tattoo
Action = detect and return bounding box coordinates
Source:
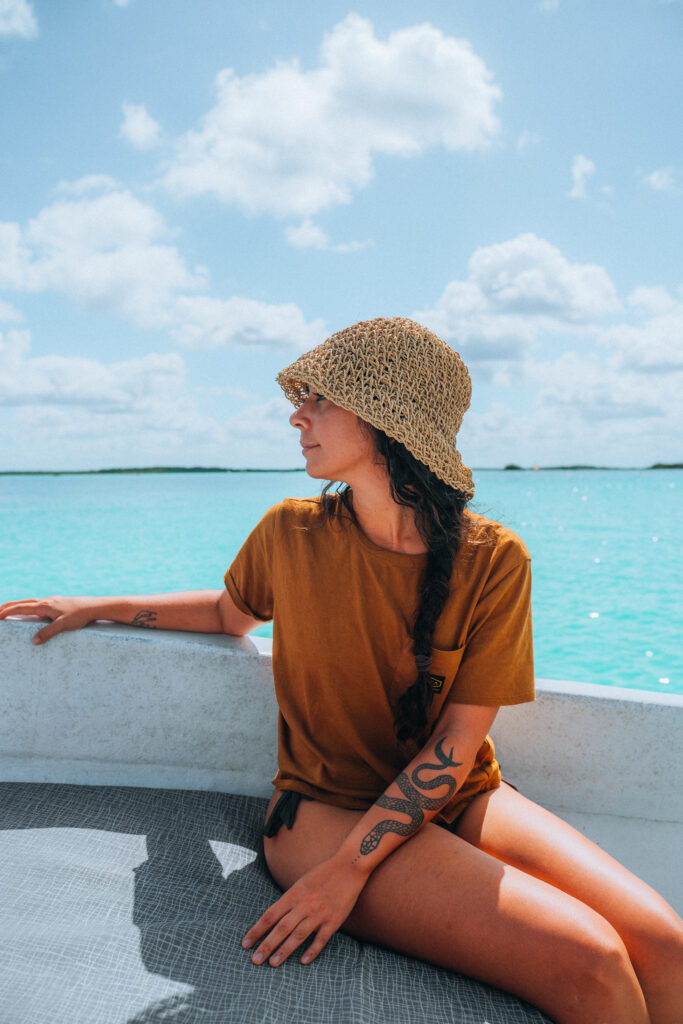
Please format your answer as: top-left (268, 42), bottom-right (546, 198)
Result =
top-left (359, 738), bottom-right (463, 855)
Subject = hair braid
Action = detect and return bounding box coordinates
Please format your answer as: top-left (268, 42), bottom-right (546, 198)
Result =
top-left (319, 427), bottom-right (469, 747)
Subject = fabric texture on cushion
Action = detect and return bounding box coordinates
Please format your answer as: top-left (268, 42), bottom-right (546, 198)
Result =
top-left (0, 782), bottom-right (551, 1024)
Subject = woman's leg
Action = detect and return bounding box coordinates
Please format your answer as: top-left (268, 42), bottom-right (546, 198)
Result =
top-left (263, 794), bottom-right (649, 1024)
top-left (454, 784), bottom-right (683, 1024)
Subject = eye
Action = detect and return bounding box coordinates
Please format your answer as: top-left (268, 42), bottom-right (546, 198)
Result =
top-left (313, 392), bottom-right (326, 403)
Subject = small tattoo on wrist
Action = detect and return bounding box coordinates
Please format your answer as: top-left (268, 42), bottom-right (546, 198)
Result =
top-left (131, 610), bottom-right (157, 629)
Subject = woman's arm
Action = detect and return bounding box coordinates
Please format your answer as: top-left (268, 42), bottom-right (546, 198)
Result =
top-left (0, 588), bottom-right (261, 643)
top-left (243, 701), bottom-right (498, 966)
top-left (336, 702), bottom-right (498, 872)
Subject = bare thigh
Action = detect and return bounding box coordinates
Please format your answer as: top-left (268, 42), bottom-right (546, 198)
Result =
top-left (454, 783), bottom-right (683, 1011)
top-left (263, 792), bottom-right (647, 1024)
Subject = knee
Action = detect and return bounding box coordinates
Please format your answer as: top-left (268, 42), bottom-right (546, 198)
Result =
top-left (562, 920), bottom-right (646, 1023)
top-left (631, 903), bottom-right (683, 989)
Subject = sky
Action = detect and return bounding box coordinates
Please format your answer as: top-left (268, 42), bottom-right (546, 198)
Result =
top-left (0, 0), bottom-right (681, 471)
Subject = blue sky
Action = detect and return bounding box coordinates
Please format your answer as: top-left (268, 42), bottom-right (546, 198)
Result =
top-left (0, 0), bottom-right (681, 471)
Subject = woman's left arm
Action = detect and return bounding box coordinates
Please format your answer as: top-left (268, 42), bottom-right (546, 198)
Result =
top-left (243, 702), bottom-right (498, 966)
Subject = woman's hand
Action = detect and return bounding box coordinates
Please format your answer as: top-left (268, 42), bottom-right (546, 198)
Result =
top-left (242, 854), bottom-right (368, 967)
top-left (0, 595), bottom-right (104, 644)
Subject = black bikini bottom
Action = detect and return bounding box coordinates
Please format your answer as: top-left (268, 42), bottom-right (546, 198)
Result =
top-left (263, 790), bottom-right (312, 838)
top-left (262, 781), bottom-right (519, 840)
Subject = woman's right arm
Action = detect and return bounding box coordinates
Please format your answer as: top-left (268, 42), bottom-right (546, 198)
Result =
top-left (0, 589), bottom-right (262, 644)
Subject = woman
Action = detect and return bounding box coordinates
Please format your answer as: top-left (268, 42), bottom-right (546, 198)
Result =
top-left (2, 318), bottom-right (681, 1024)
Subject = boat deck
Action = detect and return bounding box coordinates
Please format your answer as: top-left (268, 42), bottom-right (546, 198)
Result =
top-left (1, 619), bottom-right (681, 1022)
top-left (1, 781), bottom-right (552, 1024)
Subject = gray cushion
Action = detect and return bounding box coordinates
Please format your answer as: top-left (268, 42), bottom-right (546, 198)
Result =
top-left (0, 783), bottom-right (551, 1023)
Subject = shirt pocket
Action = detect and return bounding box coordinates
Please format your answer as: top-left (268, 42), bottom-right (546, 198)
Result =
top-left (429, 644), bottom-right (466, 706)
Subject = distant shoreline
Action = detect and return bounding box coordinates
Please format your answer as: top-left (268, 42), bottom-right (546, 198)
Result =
top-left (0, 463), bottom-right (680, 476)
top-left (0, 467), bottom-right (305, 477)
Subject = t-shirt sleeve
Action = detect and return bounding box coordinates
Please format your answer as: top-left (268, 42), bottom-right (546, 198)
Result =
top-left (223, 504), bottom-right (278, 622)
top-left (447, 553), bottom-right (535, 707)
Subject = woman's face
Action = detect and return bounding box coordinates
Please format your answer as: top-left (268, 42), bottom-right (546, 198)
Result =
top-left (289, 387), bottom-right (380, 483)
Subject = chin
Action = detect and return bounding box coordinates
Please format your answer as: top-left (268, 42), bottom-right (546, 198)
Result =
top-left (302, 450), bottom-right (327, 479)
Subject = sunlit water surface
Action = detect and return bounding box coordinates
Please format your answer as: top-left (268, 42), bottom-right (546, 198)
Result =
top-left (1, 469), bottom-right (680, 694)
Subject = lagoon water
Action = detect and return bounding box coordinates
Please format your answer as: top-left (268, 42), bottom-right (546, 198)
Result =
top-left (1, 469), bottom-right (680, 695)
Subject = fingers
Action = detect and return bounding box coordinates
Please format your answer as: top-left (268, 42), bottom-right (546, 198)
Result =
top-left (0, 598), bottom-right (62, 621)
top-left (242, 896), bottom-right (287, 951)
top-left (0, 600), bottom-right (59, 643)
top-left (0, 597), bottom-right (83, 645)
top-left (32, 619), bottom-right (67, 645)
top-left (243, 902), bottom-right (337, 968)
top-left (250, 911), bottom-right (315, 966)
top-left (0, 599), bottom-right (44, 619)
top-left (298, 924), bottom-right (336, 965)
top-left (242, 857), bottom-right (363, 968)
top-left (248, 916), bottom-right (335, 967)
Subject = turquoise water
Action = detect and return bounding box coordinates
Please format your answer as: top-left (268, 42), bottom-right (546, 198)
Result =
top-left (1, 469), bottom-right (680, 695)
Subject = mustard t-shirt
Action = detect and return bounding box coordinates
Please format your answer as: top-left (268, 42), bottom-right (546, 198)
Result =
top-left (224, 494), bottom-right (534, 824)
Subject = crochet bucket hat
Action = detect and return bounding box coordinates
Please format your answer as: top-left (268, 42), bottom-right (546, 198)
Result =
top-left (276, 316), bottom-right (474, 499)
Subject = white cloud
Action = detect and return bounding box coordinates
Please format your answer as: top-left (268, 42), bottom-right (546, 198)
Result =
top-left (0, 222), bottom-right (29, 289)
top-left (468, 234), bottom-right (619, 318)
top-left (627, 285), bottom-right (676, 315)
top-left (0, 0), bottom-right (37, 38)
top-left (0, 328), bottom-right (303, 470)
top-left (569, 154), bottom-right (596, 199)
top-left (642, 167), bottom-right (676, 192)
top-left (456, 346), bottom-right (682, 469)
top-left (0, 299), bottom-right (23, 322)
top-left (56, 175), bottom-right (120, 196)
top-left (284, 219), bottom-right (369, 253)
top-left (0, 187), bottom-right (203, 328)
top-left (0, 329), bottom-right (187, 409)
top-left (120, 102), bottom-right (162, 150)
top-left (0, 183), bottom-right (324, 347)
top-left (516, 130), bottom-right (541, 152)
top-left (537, 0), bottom-right (560, 10)
top-left (113, 0), bottom-right (133, 6)
top-left (415, 233), bottom-right (620, 359)
top-left (161, 14), bottom-right (501, 217)
top-left (0, 328), bottom-right (230, 462)
top-left (285, 220), bottom-right (330, 250)
top-left (599, 306), bottom-right (683, 373)
top-left (172, 295), bottom-right (325, 350)
top-left (0, 327), bottom-right (30, 361)
top-left (26, 191), bottom-right (167, 252)
top-left (412, 238), bottom-right (683, 467)
top-left (4, 396), bottom-right (299, 471)
top-left (225, 395), bottom-right (295, 443)
top-left (530, 351), bottom-right (668, 420)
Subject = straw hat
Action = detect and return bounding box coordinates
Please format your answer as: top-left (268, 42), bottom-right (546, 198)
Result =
top-left (276, 316), bottom-right (474, 498)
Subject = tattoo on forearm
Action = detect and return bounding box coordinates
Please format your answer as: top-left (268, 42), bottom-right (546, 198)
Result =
top-left (359, 738), bottom-right (462, 856)
top-left (131, 610), bottom-right (158, 629)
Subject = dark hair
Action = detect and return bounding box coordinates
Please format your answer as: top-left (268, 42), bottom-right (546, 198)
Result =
top-left (319, 425), bottom-right (469, 748)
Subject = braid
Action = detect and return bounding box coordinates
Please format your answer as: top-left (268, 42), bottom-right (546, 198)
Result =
top-left (318, 427), bottom-right (469, 747)
top-left (373, 433), bottom-right (467, 747)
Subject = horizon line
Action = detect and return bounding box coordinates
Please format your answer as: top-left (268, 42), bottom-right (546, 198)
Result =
top-left (1, 463), bottom-right (681, 476)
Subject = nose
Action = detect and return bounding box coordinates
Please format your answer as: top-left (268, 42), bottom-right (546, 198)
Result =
top-left (289, 394), bottom-right (314, 430)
